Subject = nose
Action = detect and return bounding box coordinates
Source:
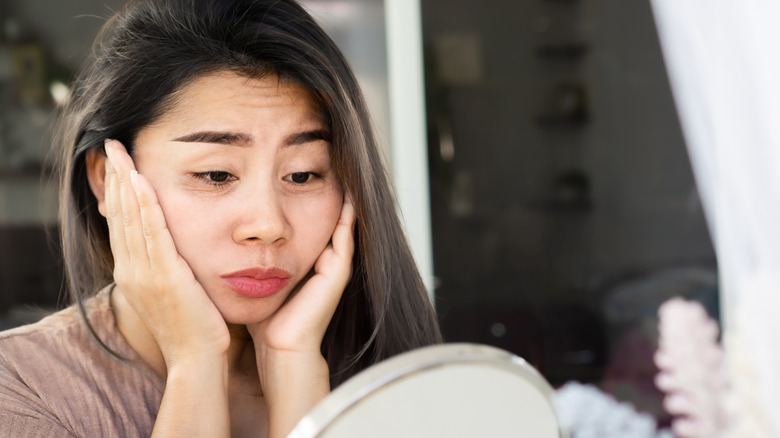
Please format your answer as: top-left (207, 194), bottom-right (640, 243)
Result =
top-left (231, 186), bottom-right (290, 245)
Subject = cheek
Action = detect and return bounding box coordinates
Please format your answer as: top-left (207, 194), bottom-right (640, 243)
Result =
top-left (142, 175), bottom-right (343, 276)
top-left (289, 191), bottom-right (343, 257)
top-left (152, 188), bottom-right (218, 265)
top-left (159, 200), bottom-right (197, 241)
top-left (133, 160), bottom-right (200, 255)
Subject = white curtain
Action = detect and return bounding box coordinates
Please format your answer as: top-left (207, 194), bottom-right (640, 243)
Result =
top-left (650, 1), bottom-right (780, 436)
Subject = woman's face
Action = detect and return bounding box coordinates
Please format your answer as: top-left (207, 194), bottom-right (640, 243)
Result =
top-left (131, 72), bottom-right (343, 325)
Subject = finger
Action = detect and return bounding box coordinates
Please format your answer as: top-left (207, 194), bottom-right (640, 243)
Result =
top-left (132, 171), bottom-right (181, 270)
top-left (309, 194), bottom-right (355, 316)
top-left (104, 143), bottom-right (130, 267)
top-left (330, 192), bottom-right (356, 260)
top-left (312, 193), bottom-right (355, 282)
top-left (121, 170), bottom-right (148, 268)
top-left (265, 193), bottom-right (356, 346)
top-left (108, 141), bottom-right (148, 270)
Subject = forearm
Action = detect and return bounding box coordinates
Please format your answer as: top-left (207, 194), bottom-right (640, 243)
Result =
top-left (261, 350), bottom-right (330, 438)
top-left (152, 355), bottom-right (230, 438)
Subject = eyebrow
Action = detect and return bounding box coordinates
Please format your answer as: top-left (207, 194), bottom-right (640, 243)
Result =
top-left (283, 129), bottom-right (331, 146)
top-left (171, 129), bottom-right (331, 147)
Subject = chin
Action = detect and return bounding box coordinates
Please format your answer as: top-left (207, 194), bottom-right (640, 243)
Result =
top-left (219, 308), bottom-right (279, 326)
top-left (212, 294), bottom-right (287, 326)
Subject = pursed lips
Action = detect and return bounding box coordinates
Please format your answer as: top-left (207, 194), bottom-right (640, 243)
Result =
top-left (220, 267), bottom-right (292, 298)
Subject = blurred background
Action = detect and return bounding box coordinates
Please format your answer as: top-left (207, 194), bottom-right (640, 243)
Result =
top-left (0, 0), bottom-right (718, 429)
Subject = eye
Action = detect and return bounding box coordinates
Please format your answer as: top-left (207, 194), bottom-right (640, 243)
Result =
top-left (285, 172), bottom-right (319, 184)
top-left (192, 171), bottom-right (236, 186)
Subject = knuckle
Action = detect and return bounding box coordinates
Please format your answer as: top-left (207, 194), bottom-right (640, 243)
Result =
top-left (143, 224), bottom-right (154, 238)
top-left (150, 273), bottom-right (173, 292)
top-left (106, 205), bottom-right (117, 218)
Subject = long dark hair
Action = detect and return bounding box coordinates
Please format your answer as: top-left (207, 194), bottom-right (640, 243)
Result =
top-left (56, 0), bottom-right (441, 386)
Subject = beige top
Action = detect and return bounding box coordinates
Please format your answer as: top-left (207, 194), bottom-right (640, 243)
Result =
top-left (0, 286), bottom-right (164, 437)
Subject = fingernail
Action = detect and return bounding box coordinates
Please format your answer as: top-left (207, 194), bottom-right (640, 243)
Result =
top-left (104, 139), bottom-right (114, 158)
top-left (130, 170), bottom-right (139, 191)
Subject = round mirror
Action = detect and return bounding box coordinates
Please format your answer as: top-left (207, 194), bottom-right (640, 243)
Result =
top-left (290, 343), bottom-right (561, 438)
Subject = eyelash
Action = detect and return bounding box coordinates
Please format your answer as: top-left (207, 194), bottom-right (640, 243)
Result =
top-left (192, 171), bottom-right (236, 187)
top-left (190, 171), bottom-right (323, 187)
top-left (284, 172), bottom-right (322, 184)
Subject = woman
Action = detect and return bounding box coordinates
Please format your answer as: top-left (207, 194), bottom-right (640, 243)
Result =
top-left (0, 0), bottom-right (441, 436)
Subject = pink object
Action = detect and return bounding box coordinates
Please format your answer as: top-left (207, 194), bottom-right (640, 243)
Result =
top-left (654, 298), bottom-right (729, 437)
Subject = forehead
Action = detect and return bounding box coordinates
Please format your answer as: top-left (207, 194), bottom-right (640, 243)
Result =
top-left (155, 71), bottom-right (324, 126)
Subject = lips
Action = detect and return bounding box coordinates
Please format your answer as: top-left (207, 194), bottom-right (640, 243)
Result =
top-left (221, 267), bottom-right (291, 299)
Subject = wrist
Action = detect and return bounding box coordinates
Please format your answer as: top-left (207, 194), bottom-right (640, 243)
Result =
top-left (259, 349), bottom-right (330, 438)
top-left (153, 353), bottom-right (230, 438)
top-left (260, 348), bottom-right (329, 386)
top-left (166, 352), bottom-right (229, 384)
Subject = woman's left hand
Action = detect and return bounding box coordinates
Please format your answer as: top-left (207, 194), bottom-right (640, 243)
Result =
top-left (247, 193), bottom-right (356, 437)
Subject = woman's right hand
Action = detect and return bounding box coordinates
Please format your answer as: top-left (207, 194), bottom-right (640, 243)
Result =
top-left (105, 140), bottom-right (232, 437)
top-left (104, 139), bottom-right (230, 369)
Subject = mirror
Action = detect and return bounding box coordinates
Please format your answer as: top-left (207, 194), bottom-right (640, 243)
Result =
top-left (290, 343), bottom-right (561, 438)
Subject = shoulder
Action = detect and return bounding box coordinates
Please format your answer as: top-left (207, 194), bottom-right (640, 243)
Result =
top-left (0, 303), bottom-right (82, 357)
top-left (0, 288), bottom-right (110, 377)
top-left (0, 302), bottom-right (85, 436)
top-left (0, 300), bottom-right (87, 384)
top-left (0, 287), bottom-right (163, 436)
